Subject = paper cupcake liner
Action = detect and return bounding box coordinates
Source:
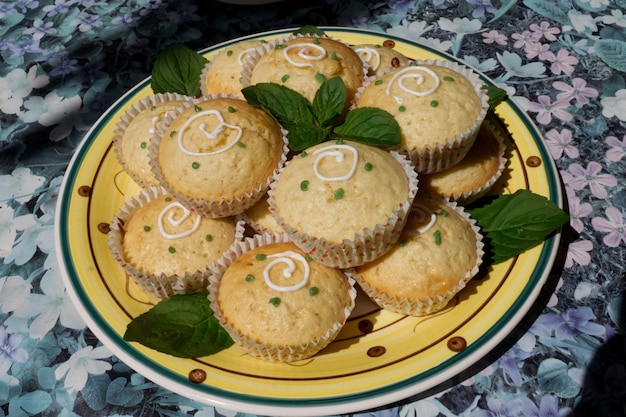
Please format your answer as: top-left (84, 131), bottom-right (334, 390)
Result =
top-left (207, 232), bottom-right (357, 362)
top-left (113, 93), bottom-right (195, 189)
top-left (107, 186), bottom-right (245, 298)
top-left (353, 59), bottom-right (489, 174)
top-left (268, 150), bottom-right (419, 269)
top-left (148, 95), bottom-right (290, 218)
top-left (236, 194), bottom-right (285, 235)
top-left (419, 116), bottom-right (508, 204)
top-left (349, 197), bottom-right (484, 316)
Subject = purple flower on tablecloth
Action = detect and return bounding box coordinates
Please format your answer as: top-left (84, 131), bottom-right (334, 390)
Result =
top-left (547, 49), bottom-right (579, 75)
top-left (13, 0), bottom-right (39, 13)
top-left (545, 128), bottom-right (579, 159)
top-left (482, 30), bottom-right (507, 45)
top-left (9, 38), bottom-right (43, 59)
top-left (495, 347), bottom-right (532, 386)
top-left (565, 239), bottom-right (593, 268)
top-left (591, 206), bottom-right (626, 248)
top-left (55, 345), bottom-right (112, 392)
top-left (534, 307), bottom-right (606, 341)
top-left (23, 19), bottom-right (57, 40)
top-left (553, 78), bottom-right (598, 105)
top-left (43, 0), bottom-right (78, 17)
top-left (527, 95), bottom-right (573, 125)
top-left (111, 13), bottom-right (140, 28)
top-left (470, 394), bottom-right (531, 417)
top-left (512, 30), bottom-right (541, 49)
top-left (0, 326), bottom-right (28, 376)
top-left (606, 135), bottom-right (626, 162)
top-left (165, 4), bottom-right (201, 25)
top-left (466, 0), bottom-right (497, 18)
top-left (48, 54), bottom-right (79, 76)
top-left (529, 21), bottom-right (561, 41)
top-left (524, 394), bottom-right (571, 417)
top-left (566, 161), bottom-right (617, 200)
top-left (565, 188), bottom-right (592, 233)
top-left (71, 11), bottom-right (103, 32)
top-left (524, 42), bottom-right (552, 60)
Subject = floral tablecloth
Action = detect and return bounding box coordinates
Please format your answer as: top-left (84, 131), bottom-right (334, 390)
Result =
top-left (1, 0), bottom-right (625, 416)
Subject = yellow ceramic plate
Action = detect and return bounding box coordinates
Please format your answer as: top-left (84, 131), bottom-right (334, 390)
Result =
top-left (56, 28), bottom-right (563, 416)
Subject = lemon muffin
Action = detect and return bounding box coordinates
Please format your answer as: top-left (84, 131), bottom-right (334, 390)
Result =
top-left (352, 196), bottom-right (484, 316)
top-left (200, 38), bottom-right (266, 98)
top-left (419, 117), bottom-right (507, 203)
top-left (243, 35), bottom-right (366, 111)
top-left (113, 93), bottom-right (193, 188)
top-left (108, 187), bottom-right (241, 298)
top-left (240, 193), bottom-right (284, 234)
top-left (150, 96), bottom-right (288, 217)
top-left (269, 140), bottom-right (418, 268)
top-left (353, 43), bottom-right (409, 76)
top-left (207, 233), bottom-right (356, 362)
top-left (355, 59), bottom-right (489, 174)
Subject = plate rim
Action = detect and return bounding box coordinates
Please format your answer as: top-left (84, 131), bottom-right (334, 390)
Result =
top-left (55, 26), bottom-right (563, 416)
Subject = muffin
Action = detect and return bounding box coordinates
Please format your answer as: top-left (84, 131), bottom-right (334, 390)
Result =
top-left (207, 233), bottom-right (356, 362)
top-left (355, 60), bottom-right (489, 174)
top-left (243, 35), bottom-right (366, 112)
top-left (113, 93), bottom-right (193, 188)
top-left (269, 140), bottom-right (418, 268)
top-left (108, 187), bottom-right (242, 298)
top-left (419, 117), bottom-right (507, 203)
top-left (200, 38), bottom-right (267, 98)
top-left (149, 96), bottom-right (288, 217)
top-left (239, 193), bottom-right (284, 234)
top-left (352, 196), bottom-right (484, 316)
top-left (353, 43), bottom-right (409, 76)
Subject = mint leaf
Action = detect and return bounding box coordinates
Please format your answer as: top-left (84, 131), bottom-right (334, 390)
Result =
top-left (293, 25), bottom-right (326, 36)
top-left (282, 121), bottom-right (329, 150)
top-left (242, 82), bottom-right (316, 127)
top-left (467, 189), bottom-right (569, 264)
top-left (333, 107), bottom-right (402, 146)
top-left (124, 293), bottom-right (233, 358)
top-left (482, 84), bottom-right (508, 108)
top-left (312, 77), bottom-right (347, 128)
top-left (151, 44), bottom-right (208, 97)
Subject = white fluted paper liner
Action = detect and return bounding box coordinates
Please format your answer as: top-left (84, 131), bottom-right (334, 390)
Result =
top-left (207, 232), bottom-right (357, 362)
top-left (107, 186), bottom-right (245, 298)
top-left (148, 94), bottom-right (290, 218)
top-left (267, 150), bottom-right (419, 269)
top-left (420, 116), bottom-right (508, 204)
top-left (349, 197), bottom-right (484, 316)
top-left (236, 194), bottom-right (285, 235)
top-left (354, 59), bottom-right (489, 174)
top-left (113, 93), bottom-right (195, 188)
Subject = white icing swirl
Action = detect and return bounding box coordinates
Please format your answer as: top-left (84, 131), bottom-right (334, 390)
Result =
top-left (284, 42), bottom-right (327, 68)
top-left (149, 110), bottom-right (177, 135)
top-left (177, 109), bottom-right (242, 156)
top-left (405, 204), bottom-right (437, 235)
top-left (355, 46), bottom-right (381, 72)
top-left (312, 144), bottom-right (359, 182)
top-left (157, 202), bottom-right (201, 239)
top-left (237, 47), bottom-right (256, 66)
top-left (385, 66), bottom-right (440, 104)
top-left (263, 251), bottom-right (310, 292)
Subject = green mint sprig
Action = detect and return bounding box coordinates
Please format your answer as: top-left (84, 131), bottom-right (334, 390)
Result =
top-left (467, 189), bottom-right (569, 264)
top-left (124, 293), bottom-right (233, 358)
top-left (293, 25), bottom-right (327, 36)
top-left (151, 44), bottom-right (208, 97)
top-left (242, 77), bottom-right (401, 150)
top-left (482, 84), bottom-right (508, 108)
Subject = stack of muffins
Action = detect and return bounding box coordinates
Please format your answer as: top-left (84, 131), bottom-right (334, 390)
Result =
top-left (109, 32), bottom-right (507, 362)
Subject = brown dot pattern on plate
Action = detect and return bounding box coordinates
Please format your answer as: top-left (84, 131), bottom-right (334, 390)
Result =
top-left (526, 156), bottom-right (542, 167)
top-left (367, 346), bottom-right (386, 357)
top-left (447, 336), bottom-right (467, 352)
top-left (382, 39), bottom-right (395, 48)
top-left (188, 368), bottom-right (207, 384)
top-left (98, 222), bottom-right (110, 234)
top-left (78, 185), bottom-right (92, 197)
top-left (358, 319), bottom-right (374, 334)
